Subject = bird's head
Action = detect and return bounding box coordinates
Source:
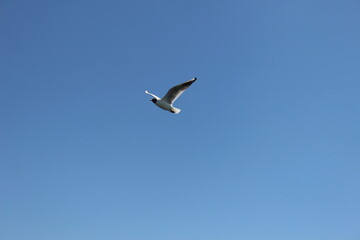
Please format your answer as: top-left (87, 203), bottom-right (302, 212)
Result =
top-left (150, 98), bottom-right (157, 103)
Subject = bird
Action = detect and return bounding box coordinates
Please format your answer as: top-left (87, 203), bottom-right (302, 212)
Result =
top-left (145, 77), bottom-right (197, 114)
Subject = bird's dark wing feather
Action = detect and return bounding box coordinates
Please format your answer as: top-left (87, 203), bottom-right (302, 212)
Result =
top-left (162, 78), bottom-right (197, 104)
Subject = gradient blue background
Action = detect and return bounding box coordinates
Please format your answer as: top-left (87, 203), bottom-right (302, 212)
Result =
top-left (1, 1), bottom-right (360, 239)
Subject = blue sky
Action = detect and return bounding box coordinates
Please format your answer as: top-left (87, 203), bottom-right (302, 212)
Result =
top-left (1, 0), bottom-right (360, 239)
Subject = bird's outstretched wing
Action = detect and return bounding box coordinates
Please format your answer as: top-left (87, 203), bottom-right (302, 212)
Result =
top-left (162, 78), bottom-right (197, 104)
top-left (145, 90), bottom-right (159, 99)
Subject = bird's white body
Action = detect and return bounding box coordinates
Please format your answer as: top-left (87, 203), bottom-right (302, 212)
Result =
top-left (145, 78), bottom-right (197, 114)
top-left (155, 99), bottom-right (181, 114)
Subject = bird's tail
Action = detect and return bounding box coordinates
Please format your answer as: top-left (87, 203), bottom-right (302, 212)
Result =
top-left (171, 107), bottom-right (181, 114)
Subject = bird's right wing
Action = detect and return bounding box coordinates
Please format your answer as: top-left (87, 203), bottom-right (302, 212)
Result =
top-left (162, 78), bottom-right (197, 104)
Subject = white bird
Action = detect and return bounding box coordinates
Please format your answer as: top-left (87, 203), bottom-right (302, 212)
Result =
top-left (145, 77), bottom-right (197, 114)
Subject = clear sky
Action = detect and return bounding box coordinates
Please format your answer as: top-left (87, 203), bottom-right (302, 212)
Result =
top-left (1, 0), bottom-right (360, 239)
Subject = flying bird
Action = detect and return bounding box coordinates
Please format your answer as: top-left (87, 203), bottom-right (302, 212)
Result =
top-left (145, 77), bottom-right (197, 114)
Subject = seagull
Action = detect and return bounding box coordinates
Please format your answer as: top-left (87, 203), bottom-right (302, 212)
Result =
top-left (145, 77), bottom-right (197, 114)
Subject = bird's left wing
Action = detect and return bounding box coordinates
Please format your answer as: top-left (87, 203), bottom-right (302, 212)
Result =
top-left (162, 78), bottom-right (197, 104)
top-left (145, 90), bottom-right (159, 99)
